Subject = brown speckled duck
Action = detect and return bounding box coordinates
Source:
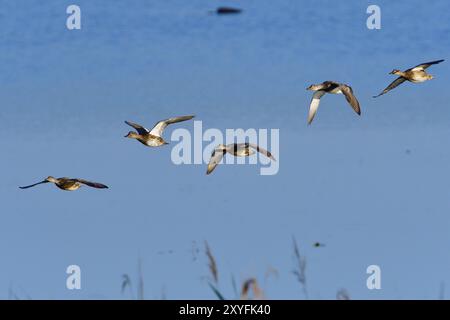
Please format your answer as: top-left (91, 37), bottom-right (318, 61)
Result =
top-left (19, 176), bottom-right (108, 191)
top-left (206, 143), bottom-right (276, 175)
top-left (373, 59), bottom-right (444, 97)
top-left (306, 81), bottom-right (361, 125)
top-left (124, 115), bottom-right (194, 147)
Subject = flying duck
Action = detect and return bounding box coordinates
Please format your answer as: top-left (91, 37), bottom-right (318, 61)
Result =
top-left (373, 59), bottom-right (444, 97)
top-left (206, 143), bottom-right (276, 175)
top-left (306, 81), bottom-right (361, 125)
top-left (19, 176), bottom-right (108, 191)
top-left (124, 115), bottom-right (194, 147)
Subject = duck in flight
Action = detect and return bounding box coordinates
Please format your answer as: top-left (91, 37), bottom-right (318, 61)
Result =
top-left (373, 59), bottom-right (444, 98)
top-left (206, 143), bottom-right (276, 175)
top-left (19, 176), bottom-right (108, 191)
top-left (125, 115), bottom-right (194, 147)
top-left (306, 81), bottom-right (361, 125)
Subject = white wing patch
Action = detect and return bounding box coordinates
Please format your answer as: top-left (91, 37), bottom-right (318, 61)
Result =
top-left (411, 66), bottom-right (425, 72)
top-left (149, 121), bottom-right (167, 137)
top-left (308, 90), bottom-right (326, 124)
top-left (149, 116), bottom-right (195, 137)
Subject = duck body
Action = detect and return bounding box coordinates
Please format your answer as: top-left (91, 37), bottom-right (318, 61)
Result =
top-left (128, 132), bottom-right (168, 147)
top-left (139, 135), bottom-right (167, 147)
top-left (308, 81), bottom-right (342, 94)
top-left (54, 178), bottom-right (83, 191)
top-left (394, 70), bottom-right (433, 83)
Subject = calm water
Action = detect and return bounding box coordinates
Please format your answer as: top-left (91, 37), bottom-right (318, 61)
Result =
top-left (1, 0), bottom-right (450, 299)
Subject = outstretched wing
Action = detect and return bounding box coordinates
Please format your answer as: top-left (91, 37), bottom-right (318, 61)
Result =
top-left (373, 77), bottom-right (406, 98)
top-left (410, 59), bottom-right (444, 71)
top-left (206, 147), bottom-right (226, 175)
top-left (307, 90), bottom-right (326, 125)
top-left (247, 143), bottom-right (276, 161)
top-left (75, 179), bottom-right (109, 189)
top-left (340, 85), bottom-right (361, 115)
top-left (124, 121), bottom-right (149, 135)
top-left (149, 115), bottom-right (195, 137)
top-left (19, 180), bottom-right (49, 189)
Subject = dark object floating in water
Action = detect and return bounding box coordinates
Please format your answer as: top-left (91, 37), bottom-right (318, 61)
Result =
top-left (313, 242), bottom-right (325, 248)
top-left (215, 7), bottom-right (242, 14)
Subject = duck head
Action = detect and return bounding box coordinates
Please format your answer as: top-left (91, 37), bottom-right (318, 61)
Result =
top-left (125, 131), bottom-right (139, 139)
top-left (389, 69), bottom-right (402, 75)
top-left (307, 84), bottom-right (322, 91)
top-left (46, 176), bottom-right (58, 183)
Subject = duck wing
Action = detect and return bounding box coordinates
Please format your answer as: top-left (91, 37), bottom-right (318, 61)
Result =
top-left (149, 115), bottom-right (195, 137)
top-left (340, 85), bottom-right (361, 115)
top-left (246, 143), bottom-right (276, 161)
top-left (124, 121), bottom-right (149, 135)
top-left (410, 59), bottom-right (444, 71)
top-left (75, 179), bottom-right (109, 189)
top-left (19, 180), bottom-right (49, 189)
top-left (206, 147), bottom-right (226, 175)
top-left (307, 90), bottom-right (326, 125)
top-left (373, 77), bottom-right (406, 98)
